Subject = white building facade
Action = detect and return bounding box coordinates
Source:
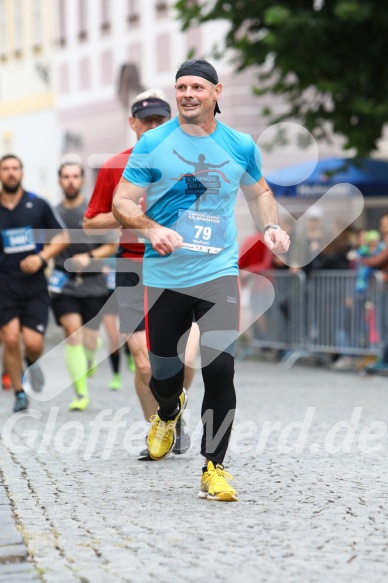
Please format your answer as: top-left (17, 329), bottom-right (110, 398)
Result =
top-left (0, 0), bottom-right (61, 202)
top-left (1, 0), bottom-right (350, 226)
top-left (55, 1), bottom-right (344, 201)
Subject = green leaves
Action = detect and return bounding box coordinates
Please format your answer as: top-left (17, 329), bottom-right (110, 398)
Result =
top-left (334, 1), bottom-right (372, 21)
top-left (175, 0), bottom-right (388, 156)
top-left (264, 6), bottom-right (291, 26)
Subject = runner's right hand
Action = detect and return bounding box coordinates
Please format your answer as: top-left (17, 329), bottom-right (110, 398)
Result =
top-left (148, 227), bottom-right (183, 256)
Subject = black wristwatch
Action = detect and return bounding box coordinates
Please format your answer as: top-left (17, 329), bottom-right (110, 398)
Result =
top-left (263, 224), bottom-right (281, 233)
top-left (38, 254), bottom-right (48, 268)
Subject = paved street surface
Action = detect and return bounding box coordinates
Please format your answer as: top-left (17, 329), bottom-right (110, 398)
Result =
top-left (0, 478), bottom-right (39, 582)
top-left (1, 327), bottom-right (388, 583)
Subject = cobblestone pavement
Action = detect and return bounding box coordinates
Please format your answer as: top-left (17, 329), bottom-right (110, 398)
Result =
top-left (0, 477), bottom-right (40, 582)
top-left (1, 331), bottom-right (388, 583)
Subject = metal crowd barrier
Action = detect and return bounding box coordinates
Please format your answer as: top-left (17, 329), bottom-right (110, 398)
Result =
top-left (238, 270), bottom-right (385, 366)
top-left (306, 270), bottom-right (384, 355)
top-left (238, 270), bottom-right (306, 358)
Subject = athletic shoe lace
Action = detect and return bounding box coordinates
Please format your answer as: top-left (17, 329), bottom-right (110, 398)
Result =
top-left (150, 415), bottom-right (173, 443)
top-left (213, 464), bottom-right (234, 483)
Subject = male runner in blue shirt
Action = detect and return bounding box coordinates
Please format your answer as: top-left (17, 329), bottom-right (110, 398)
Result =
top-left (112, 60), bottom-right (290, 501)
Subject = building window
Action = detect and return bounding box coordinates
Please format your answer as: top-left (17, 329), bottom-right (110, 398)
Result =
top-left (0, 0), bottom-right (8, 56)
top-left (79, 57), bottom-right (91, 90)
top-left (156, 34), bottom-right (170, 72)
top-left (78, 0), bottom-right (88, 41)
top-left (2, 131), bottom-right (14, 153)
top-left (127, 0), bottom-right (139, 25)
top-left (186, 26), bottom-right (201, 56)
top-left (32, 0), bottom-right (43, 49)
top-left (57, 0), bottom-right (66, 46)
top-left (155, 1), bottom-right (169, 18)
top-left (59, 63), bottom-right (69, 94)
top-left (100, 0), bottom-right (111, 33)
top-left (127, 42), bottom-right (142, 69)
top-left (14, 0), bottom-right (23, 55)
top-left (101, 50), bottom-right (113, 85)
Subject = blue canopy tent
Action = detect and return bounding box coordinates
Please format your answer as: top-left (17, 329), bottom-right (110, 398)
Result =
top-left (266, 158), bottom-right (388, 198)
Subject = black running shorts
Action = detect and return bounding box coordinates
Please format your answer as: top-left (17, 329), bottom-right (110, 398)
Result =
top-left (0, 274), bottom-right (50, 334)
top-left (51, 293), bottom-right (108, 330)
top-left (115, 259), bottom-right (145, 334)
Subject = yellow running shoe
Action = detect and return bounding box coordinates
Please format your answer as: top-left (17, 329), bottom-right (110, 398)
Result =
top-left (69, 396), bottom-right (89, 411)
top-left (198, 461), bottom-right (238, 502)
top-left (147, 389), bottom-right (188, 460)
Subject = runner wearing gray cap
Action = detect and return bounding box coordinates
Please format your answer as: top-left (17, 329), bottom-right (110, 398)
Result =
top-left (83, 89), bottom-right (199, 459)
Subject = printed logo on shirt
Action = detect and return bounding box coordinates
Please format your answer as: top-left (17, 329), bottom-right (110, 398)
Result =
top-left (227, 296), bottom-right (237, 303)
top-left (171, 150), bottom-right (230, 211)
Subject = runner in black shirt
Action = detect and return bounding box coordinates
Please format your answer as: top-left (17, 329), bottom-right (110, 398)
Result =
top-left (0, 154), bottom-right (68, 412)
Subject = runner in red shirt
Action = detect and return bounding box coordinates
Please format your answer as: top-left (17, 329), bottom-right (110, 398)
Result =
top-left (83, 89), bottom-right (199, 459)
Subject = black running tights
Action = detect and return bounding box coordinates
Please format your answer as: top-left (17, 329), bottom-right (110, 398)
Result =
top-left (145, 277), bottom-right (239, 464)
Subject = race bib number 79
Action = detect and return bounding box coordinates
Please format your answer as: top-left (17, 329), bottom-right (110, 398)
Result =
top-left (175, 209), bottom-right (226, 254)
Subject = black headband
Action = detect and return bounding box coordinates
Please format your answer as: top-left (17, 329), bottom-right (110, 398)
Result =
top-left (175, 59), bottom-right (219, 85)
top-left (175, 59), bottom-right (221, 115)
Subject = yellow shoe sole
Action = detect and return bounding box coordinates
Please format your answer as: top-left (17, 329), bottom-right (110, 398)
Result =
top-left (198, 490), bottom-right (238, 502)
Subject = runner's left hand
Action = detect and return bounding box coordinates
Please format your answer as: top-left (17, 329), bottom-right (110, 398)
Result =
top-left (264, 228), bottom-right (290, 254)
top-left (20, 254), bottom-right (44, 274)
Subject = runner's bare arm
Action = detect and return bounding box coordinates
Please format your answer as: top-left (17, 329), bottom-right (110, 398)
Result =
top-left (112, 177), bottom-right (150, 229)
top-left (70, 242), bottom-right (118, 270)
top-left (41, 230), bottom-right (70, 260)
top-left (83, 213), bottom-right (120, 231)
top-left (241, 177), bottom-right (290, 254)
top-left (20, 230), bottom-right (70, 274)
top-left (112, 177), bottom-right (183, 256)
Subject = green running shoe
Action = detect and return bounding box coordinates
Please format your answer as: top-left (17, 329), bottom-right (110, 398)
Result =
top-left (127, 354), bottom-right (135, 373)
top-left (69, 396), bottom-right (89, 411)
top-left (108, 372), bottom-right (122, 391)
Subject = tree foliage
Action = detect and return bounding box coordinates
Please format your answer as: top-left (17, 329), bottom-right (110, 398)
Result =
top-left (175, 0), bottom-right (388, 156)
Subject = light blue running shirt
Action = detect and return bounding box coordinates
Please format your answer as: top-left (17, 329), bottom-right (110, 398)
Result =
top-left (122, 117), bottom-right (262, 288)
